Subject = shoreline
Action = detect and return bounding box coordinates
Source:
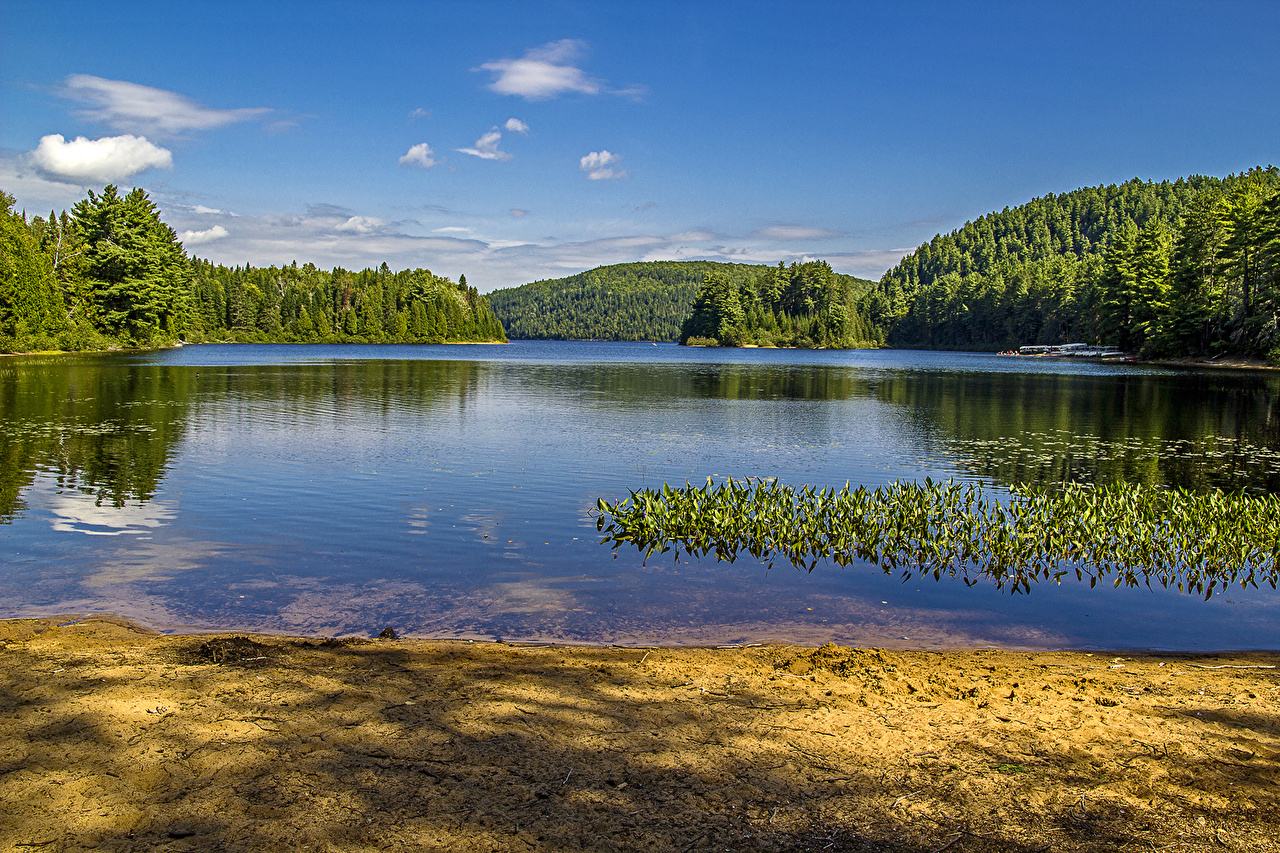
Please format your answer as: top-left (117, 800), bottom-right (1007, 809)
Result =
top-left (1149, 355), bottom-right (1280, 372)
top-left (0, 339), bottom-right (510, 357)
top-left (11, 607), bottom-right (1278, 654)
top-left (10, 341), bottom-right (1276, 374)
top-left (4, 615), bottom-right (1277, 851)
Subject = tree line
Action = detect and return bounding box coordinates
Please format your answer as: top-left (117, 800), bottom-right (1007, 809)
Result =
top-left (679, 261), bottom-right (882, 348)
top-left (0, 184), bottom-right (505, 353)
top-left (877, 168), bottom-right (1280, 359)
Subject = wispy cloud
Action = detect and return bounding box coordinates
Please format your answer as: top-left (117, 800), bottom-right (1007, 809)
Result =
top-left (457, 129), bottom-right (511, 161)
top-left (479, 40), bottom-right (600, 100)
top-left (62, 74), bottom-right (269, 136)
top-left (178, 224), bottom-right (228, 245)
top-left (408, 107), bottom-right (431, 120)
top-left (398, 142), bottom-right (438, 168)
top-left (30, 133), bottom-right (172, 183)
top-left (478, 40), bottom-right (643, 101)
top-left (579, 149), bottom-right (625, 180)
top-left (753, 225), bottom-right (840, 240)
top-left (671, 229), bottom-right (717, 242)
top-left (509, 208), bottom-right (529, 218)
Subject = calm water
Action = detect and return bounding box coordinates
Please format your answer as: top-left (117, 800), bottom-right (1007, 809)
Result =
top-left (2, 342), bottom-right (1278, 650)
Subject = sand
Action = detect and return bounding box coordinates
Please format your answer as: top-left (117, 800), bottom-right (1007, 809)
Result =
top-left (2, 616), bottom-right (1277, 852)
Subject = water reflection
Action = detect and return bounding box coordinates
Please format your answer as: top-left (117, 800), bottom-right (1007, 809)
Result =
top-left (0, 360), bottom-right (194, 522)
top-left (1, 344), bottom-right (1278, 649)
top-left (48, 489), bottom-right (176, 536)
top-left (5, 354), bottom-right (1280, 520)
top-left (877, 371), bottom-right (1280, 491)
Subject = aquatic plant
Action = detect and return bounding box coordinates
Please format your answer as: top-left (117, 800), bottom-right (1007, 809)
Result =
top-left (594, 478), bottom-right (1280, 598)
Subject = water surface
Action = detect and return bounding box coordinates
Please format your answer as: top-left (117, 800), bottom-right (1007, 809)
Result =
top-left (2, 342), bottom-right (1278, 649)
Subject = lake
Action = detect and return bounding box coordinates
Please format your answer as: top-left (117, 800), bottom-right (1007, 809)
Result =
top-left (2, 341), bottom-right (1278, 650)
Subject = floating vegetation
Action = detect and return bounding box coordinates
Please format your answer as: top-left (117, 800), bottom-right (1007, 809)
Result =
top-left (594, 478), bottom-right (1280, 598)
top-left (939, 429), bottom-right (1280, 493)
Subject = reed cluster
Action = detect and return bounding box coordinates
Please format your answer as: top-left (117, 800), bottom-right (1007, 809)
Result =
top-left (594, 479), bottom-right (1280, 597)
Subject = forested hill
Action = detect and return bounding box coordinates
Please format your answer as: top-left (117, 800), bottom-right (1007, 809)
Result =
top-left (878, 168), bottom-right (1280, 357)
top-left (0, 184), bottom-right (505, 353)
top-left (488, 261), bottom-right (774, 341)
top-left (488, 260), bottom-right (878, 343)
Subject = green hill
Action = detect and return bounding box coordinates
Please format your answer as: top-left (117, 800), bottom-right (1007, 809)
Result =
top-left (877, 167), bottom-right (1280, 356)
top-left (488, 261), bottom-right (787, 341)
top-left (488, 260), bottom-right (877, 344)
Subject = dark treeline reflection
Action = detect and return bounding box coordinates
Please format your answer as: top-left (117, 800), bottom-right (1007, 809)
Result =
top-left (4, 355), bottom-right (1280, 526)
top-left (550, 364), bottom-right (1280, 492)
top-left (559, 362), bottom-right (875, 406)
top-left (0, 358), bottom-right (485, 522)
top-left (0, 360), bottom-right (195, 521)
top-left (877, 370), bottom-right (1280, 491)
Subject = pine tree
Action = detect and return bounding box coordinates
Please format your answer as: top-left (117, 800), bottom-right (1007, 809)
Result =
top-left (71, 186), bottom-right (189, 341)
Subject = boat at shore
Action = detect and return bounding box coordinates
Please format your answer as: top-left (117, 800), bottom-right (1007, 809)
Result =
top-left (999, 342), bottom-right (1131, 360)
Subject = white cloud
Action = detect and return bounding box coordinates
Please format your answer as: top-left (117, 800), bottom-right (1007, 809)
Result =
top-left (399, 142), bottom-right (438, 168)
top-left (504, 117), bottom-right (529, 134)
top-left (579, 149), bottom-right (625, 180)
top-left (192, 204), bottom-right (224, 215)
top-left (335, 215), bottom-right (385, 234)
top-left (432, 226), bottom-right (472, 234)
top-left (63, 74), bottom-right (269, 135)
top-left (753, 225), bottom-right (840, 240)
top-left (457, 129), bottom-right (511, 161)
top-left (409, 107), bottom-right (431, 119)
top-left (30, 133), bottom-right (172, 183)
top-left (509, 208), bottom-right (528, 218)
top-left (179, 224), bottom-right (229, 245)
top-left (479, 40), bottom-right (602, 100)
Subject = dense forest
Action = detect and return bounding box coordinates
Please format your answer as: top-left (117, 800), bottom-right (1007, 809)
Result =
top-left (487, 261), bottom-right (766, 341)
top-left (680, 260), bottom-right (881, 348)
top-left (878, 168), bottom-right (1280, 359)
top-left (187, 261), bottom-right (506, 344)
top-left (0, 184), bottom-right (505, 353)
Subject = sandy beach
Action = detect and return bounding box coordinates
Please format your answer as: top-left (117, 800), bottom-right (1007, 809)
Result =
top-left (2, 616), bottom-right (1277, 851)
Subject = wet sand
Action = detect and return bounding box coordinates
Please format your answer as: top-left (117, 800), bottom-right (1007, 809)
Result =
top-left (2, 616), bottom-right (1277, 852)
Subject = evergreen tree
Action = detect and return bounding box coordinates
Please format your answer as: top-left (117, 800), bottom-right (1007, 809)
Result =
top-left (71, 186), bottom-right (189, 341)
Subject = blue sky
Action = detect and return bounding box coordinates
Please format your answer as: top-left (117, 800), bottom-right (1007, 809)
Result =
top-left (2, 1), bottom-right (1278, 290)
